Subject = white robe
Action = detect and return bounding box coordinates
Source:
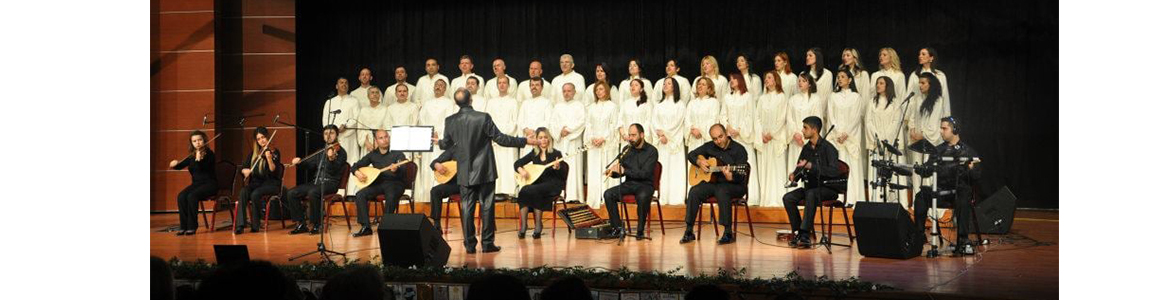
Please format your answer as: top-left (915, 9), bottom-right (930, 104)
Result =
top-left (618, 77), bottom-right (655, 105)
top-left (517, 96), bottom-right (554, 154)
top-left (355, 104), bottom-right (389, 160)
top-left (692, 75), bottom-right (729, 102)
top-left (469, 95), bottom-right (487, 112)
top-left (721, 92), bottom-right (761, 205)
top-left (350, 85), bottom-right (375, 107)
top-left (382, 82), bottom-right (418, 105)
top-left (323, 95), bottom-right (362, 195)
top-left (775, 71), bottom-right (799, 99)
top-left (449, 73), bottom-right (486, 98)
top-left (754, 92), bottom-right (790, 207)
top-left (737, 72), bottom-right (763, 98)
top-left (907, 93), bottom-right (945, 196)
top-left (585, 100), bottom-right (621, 207)
top-left (871, 68), bottom-right (907, 102)
top-left (786, 92), bottom-right (825, 192)
top-left (485, 95), bottom-right (520, 195)
top-left (484, 75), bottom-right (518, 99)
top-left (842, 69), bottom-right (871, 102)
top-left (684, 96), bottom-right (721, 149)
top-left (907, 68), bottom-right (952, 117)
top-left (417, 96), bottom-right (458, 204)
top-left (414, 73), bottom-right (450, 104)
top-left (651, 97), bottom-right (688, 205)
top-left (619, 98), bottom-right (654, 141)
top-left (866, 95), bottom-right (908, 206)
top-left (653, 74), bottom-right (693, 105)
top-left (386, 100), bottom-right (420, 127)
top-left (809, 68), bottom-right (834, 112)
top-left (551, 72), bottom-right (587, 103)
top-left (585, 83), bottom-right (618, 109)
top-left (517, 79), bottom-right (553, 103)
top-left (826, 90), bottom-right (865, 204)
top-left (550, 100), bottom-right (587, 203)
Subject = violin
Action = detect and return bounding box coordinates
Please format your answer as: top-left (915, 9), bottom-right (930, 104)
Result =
top-left (286, 142), bottom-right (342, 167)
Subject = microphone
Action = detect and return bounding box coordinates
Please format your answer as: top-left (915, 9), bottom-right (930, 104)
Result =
top-left (882, 140), bottom-right (903, 156)
top-left (273, 114), bottom-right (281, 124)
top-left (901, 92), bottom-right (916, 105)
top-left (330, 109), bottom-right (342, 115)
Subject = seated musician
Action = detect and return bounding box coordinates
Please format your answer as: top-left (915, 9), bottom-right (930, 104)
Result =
top-left (169, 130), bottom-right (216, 236)
top-left (513, 127), bottom-right (567, 239)
top-left (282, 125), bottom-right (348, 235)
top-left (350, 129), bottom-right (409, 237)
top-left (680, 124), bottom-right (750, 245)
top-left (601, 123), bottom-right (659, 240)
top-left (782, 116), bottom-right (844, 248)
top-left (913, 116), bottom-right (982, 256)
top-left (236, 126), bottom-right (284, 234)
top-left (429, 149), bottom-right (459, 231)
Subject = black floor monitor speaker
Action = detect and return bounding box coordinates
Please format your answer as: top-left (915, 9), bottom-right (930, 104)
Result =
top-left (970, 186), bottom-right (1017, 234)
top-left (377, 214), bottom-right (451, 268)
top-left (853, 202), bottom-right (924, 259)
top-left (213, 245), bottom-right (250, 265)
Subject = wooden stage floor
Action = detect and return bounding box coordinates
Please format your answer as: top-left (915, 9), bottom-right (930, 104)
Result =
top-left (150, 209), bottom-right (1058, 299)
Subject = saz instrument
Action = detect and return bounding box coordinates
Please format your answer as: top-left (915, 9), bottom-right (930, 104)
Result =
top-left (433, 160), bottom-right (458, 184)
top-left (686, 155), bottom-right (749, 186)
top-left (515, 146), bottom-right (587, 188)
top-left (354, 157), bottom-right (414, 189)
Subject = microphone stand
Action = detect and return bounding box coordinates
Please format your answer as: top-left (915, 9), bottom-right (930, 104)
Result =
top-left (288, 141), bottom-right (346, 263)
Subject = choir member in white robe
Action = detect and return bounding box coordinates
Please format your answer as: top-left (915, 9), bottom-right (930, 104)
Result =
top-left (619, 59), bottom-right (655, 104)
top-left (485, 77), bottom-right (521, 196)
top-left (585, 82), bottom-right (621, 208)
top-left (449, 55), bottom-right (486, 98)
top-left (826, 70), bottom-right (866, 205)
top-left (866, 76), bottom-right (908, 206)
top-left (383, 66), bottom-right (418, 105)
top-left (721, 73), bottom-right (761, 205)
top-left (907, 73), bottom-right (946, 195)
top-left (517, 78), bottom-right (554, 155)
top-left (551, 54), bottom-right (586, 104)
top-left (773, 52), bottom-right (800, 99)
top-left (840, 48), bottom-right (872, 103)
top-left (417, 79), bottom-right (459, 205)
top-left (871, 48), bottom-right (907, 105)
top-left (585, 63), bottom-right (618, 108)
top-left (653, 59), bottom-right (693, 105)
top-left (322, 78), bottom-right (362, 195)
top-left (619, 80), bottom-right (654, 145)
top-left (350, 68), bottom-right (376, 106)
top-left (484, 58), bottom-right (518, 99)
top-left (685, 77), bottom-right (722, 151)
top-left (386, 83), bottom-right (420, 126)
top-left (651, 77), bottom-right (689, 205)
top-left (414, 58), bottom-right (450, 104)
top-left (786, 73), bottom-right (826, 191)
top-left (518, 60), bottom-right (553, 103)
top-left (464, 77), bottom-right (488, 112)
top-left (692, 56), bottom-right (729, 101)
top-left (356, 87), bottom-right (390, 161)
top-left (907, 48), bottom-right (952, 117)
top-left (804, 48), bottom-right (834, 111)
top-left (735, 54), bottom-right (762, 97)
top-left (551, 83), bottom-right (587, 203)
top-left (754, 71), bottom-right (791, 207)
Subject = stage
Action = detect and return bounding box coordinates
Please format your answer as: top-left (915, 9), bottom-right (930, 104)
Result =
top-left (149, 206), bottom-right (1058, 299)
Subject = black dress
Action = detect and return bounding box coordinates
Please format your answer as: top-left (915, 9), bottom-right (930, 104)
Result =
top-left (514, 149), bottom-right (567, 211)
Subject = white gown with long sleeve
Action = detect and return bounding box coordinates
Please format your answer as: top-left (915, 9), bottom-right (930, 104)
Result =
top-left (414, 74), bottom-right (449, 104)
top-left (653, 75), bottom-right (693, 105)
top-left (870, 69), bottom-right (906, 101)
top-left (517, 79), bottom-right (553, 103)
top-left (721, 91), bottom-right (761, 205)
top-left (517, 96), bottom-right (554, 155)
top-left (355, 104), bottom-right (389, 161)
top-left (485, 95), bottom-right (520, 195)
top-left (866, 95), bottom-right (908, 206)
top-left (776, 71), bottom-right (799, 99)
top-left (417, 96), bottom-right (458, 204)
top-left (382, 82), bottom-right (417, 105)
top-left (551, 100), bottom-right (587, 203)
top-left (584, 100), bottom-right (620, 208)
top-left (754, 91), bottom-right (790, 207)
top-left (585, 83), bottom-right (618, 109)
top-left (907, 93), bottom-right (945, 196)
top-left (484, 75), bottom-right (518, 99)
top-left (826, 90), bottom-right (865, 204)
top-left (684, 96), bottom-right (722, 150)
top-left (322, 95), bottom-right (362, 195)
top-left (448, 73), bottom-right (486, 98)
top-left (907, 68), bottom-right (951, 117)
top-left (651, 97), bottom-right (688, 205)
top-left (786, 92), bottom-right (825, 193)
top-left (551, 72), bottom-right (587, 103)
top-left (692, 75), bottom-right (729, 101)
top-left (620, 98), bottom-right (655, 142)
top-left (386, 100), bottom-right (420, 127)
top-left (618, 77), bottom-right (655, 105)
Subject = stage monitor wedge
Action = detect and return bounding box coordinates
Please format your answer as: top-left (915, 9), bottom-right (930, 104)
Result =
top-left (970, 186), bottom-right (1018, 234)
top-left (377, 214), bottom-right (450, 268)
top-left (853, 202), bottom-right (924, 259)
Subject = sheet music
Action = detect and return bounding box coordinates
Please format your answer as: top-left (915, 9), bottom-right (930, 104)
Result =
top-left (390, 126), bottom-right (435, 152)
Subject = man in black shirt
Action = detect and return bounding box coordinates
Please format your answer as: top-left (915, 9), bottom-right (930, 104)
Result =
top-left (283, 125), bottom-right (348, 235)
top-left (602, 124), bottom-right (659, 240)
top-left (914, 116), bottom-right (982, 255)
top-left (782, 116), bottom-right (844, 248)
top-left (429, 149), bottom-right (459, 231)
top-left (350, 129), bottom-right (410, 237)
top-left (680, 124), bottom-right (750, 245)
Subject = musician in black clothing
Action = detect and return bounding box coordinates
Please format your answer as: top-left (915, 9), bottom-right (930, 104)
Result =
top-left (602, 123), bottom-right (659, 240)
top-left (913, 116), bottom-right (982, 255)
top-left (782, 116), bottom-right (844, 248)
top-left (514, 127), bottom-right (568, 239)
top-left (169, 130), bottom-right (217, 236)
top-left (236, 126), bottom-right (284, 234)
top-left (350, 129), bottom-right (410, 237)
top-left (429, 149), bottom-right (459, 231)
top-left (680, 124), bottom-right (750, 245)
top-left (283, 125), bottom-right (348, 235)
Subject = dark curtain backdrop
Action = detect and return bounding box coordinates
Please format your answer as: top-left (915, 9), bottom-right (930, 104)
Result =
top-left (296, 0), bottom-right (1058, 208)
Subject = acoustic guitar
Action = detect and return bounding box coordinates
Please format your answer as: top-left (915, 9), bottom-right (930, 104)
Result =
top-left (354, 158), bottom-right (413, 189)
top-left (686, 155), bottom-right (749, 186)
top-left (515, 146), bottom-right (588, 188)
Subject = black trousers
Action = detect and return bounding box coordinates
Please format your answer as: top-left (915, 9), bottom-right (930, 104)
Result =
top-left (914, 188), bottom-right (974, 238)
top-left (283, 181), bottom-right (339, 226)
top-left (684, 182), bottom-right (746, 232)
top-left (353, 181), bottom-right (406, 227)
top-left (429, 182), bottom-right (461, 228)
top-left (236, 183), bottom-right (282, 230)
top-left (782, 186), bottom-right (839, 233)
top-left (177, 181), bottom-right (217, 231)
top-left (460, 182), bottom-right (496, 249)
top-left (602, 181), bottom-right (655, 232)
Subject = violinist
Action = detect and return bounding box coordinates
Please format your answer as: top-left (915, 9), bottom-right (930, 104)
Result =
top-left (282, 125), bottom-right (347, 235)
top-left (168, 130), bottom-right (217, 236)
top-left (235, 126), bottom-right (283, 234)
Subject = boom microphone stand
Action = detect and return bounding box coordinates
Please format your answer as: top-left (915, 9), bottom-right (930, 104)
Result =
top-left (283, 117), bottom-right (346, 263)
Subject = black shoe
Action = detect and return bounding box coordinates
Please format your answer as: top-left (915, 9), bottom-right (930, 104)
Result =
top-left (466, 246), bottom-right (477, 254)
top-left (309, 224), bottom-right (321, 235)
top-left (787, 232), bottom-right (799, 247)
top-left (796, 232), bottom-right (813, 248)
top-left (234, 227), bottom-right (244, 234)
top-left (717, 233), bottom-right (736, 244)
top-left (289, 223), bottom-right (309, 235)
top-left (532, 230), bottom-right (542, 239)
top-left (952, 238), bottom-right (974, 256)
top-left (176, 230), bottom-right (188, 236)
top-left (482, 244), bottom-right (501, 253)
top-left (518, 230), bottom-right (527, 239)
top-left (635, 231), bottom-right (647, 240)
top-left (679, 231), bottom-right (696, 244)
top-left (184, 230), bottom-right (196, 236)
top-left (249, 227), bottom-right (260, 233)
top-left (352, 226), bottom-right (373, 237)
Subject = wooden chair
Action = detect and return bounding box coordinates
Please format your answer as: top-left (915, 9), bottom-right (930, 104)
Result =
top-left (198, 160), bottom-right (238, 232)
top-left (373, 162), bottom-right (418, 223)
top-left (619, 162), bottom-right (666, 235)
top-left (696, 168), bottom-right (754, 239)
top-left (817, 160), bottom-right (855, 250)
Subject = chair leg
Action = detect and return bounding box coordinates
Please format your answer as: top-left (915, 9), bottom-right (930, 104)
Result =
top-left (551, 199), bottom-right (558, 238)
top-left (744, 203), bottom-right (755, 237)
top-left (231, 201), bottom-right (239, 231)
top-left (408, 197), bottom-right (416, 214)
top-left (342, 198), bottom-right (352, 231)
top-left (621, 202), bottom-right (631, 230)
top-left (655, 198), bottom-right (665, 235)
top-left (443, 199), bottom-right (451, 235)
top-left (199, 201), bottom-right (210, 230)
top-left (828, 204), bottom-right (836, 246)
top-left (709, 203), bottom-right (719, 238)
top-left (817, 203), bottom-right (826, 242)
top-left (278, 199), bottom-right (286, 229)
top-left (845, 206), bottom-right (856, 244)
top-left (696, 204), bottom-right (703, 240)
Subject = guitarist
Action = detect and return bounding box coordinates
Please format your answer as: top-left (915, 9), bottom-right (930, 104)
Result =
top-left (513, 128), bottom-right (568, 239)
top-left (601, 123), bottom-right (659, 240)
top-left (282, 125), bottom-right (347, 235)
top-left (681, 124), bottom-right (750, 245)
top-left (429, 149), bottom-right (459, 231)
top-left (236, 126), bottom-right (283, 234)
top-left (350, 129), bottom-right (409, 237)
top-left (782, 116), bottom-right (843, 248)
